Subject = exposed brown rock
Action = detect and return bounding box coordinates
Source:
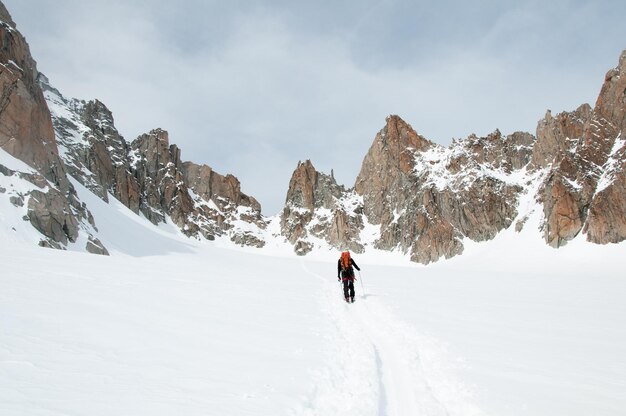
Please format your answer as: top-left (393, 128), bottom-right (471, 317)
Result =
top-left (27, 187), bottom-right (79, 246)
top-left (594, 50), bottom-right (626, 136)
top-left (86, 236), bottom-right (109, 255)
top-left (585, 139), bottom-right (626, 243)
top-left (182, 161), bottom-right (262, 214)
top-left (355, 115), bottom-right (433, 224)
top-left (41, 85), bottom-right (143, 214)
top-left (284, 160), bottom-right (318, 211)
top-left (132, 129), bottom-right (196, 229)
top-left (541, 173), bottom-right (584, 247)
top-left (532, 105), bottom-right (592, 169)
top-left (294, 240), bottom-right (313, 256)
top-left (127, 129), bottom-right (266, 246)
top-left (42, 67), bottom-right (267, 248)
top-left (536, 50), bottom-right (626, 246)
top-left (0, 10), bottom-right (69, 193)
top-left (350, 116), bottom-right (524, 264)
top-left (281, 160), bottom-right (363, 253)
top-left (0, 4), bottom-right (105, 253)
top-left (585, 178), bottom-right (626, 243)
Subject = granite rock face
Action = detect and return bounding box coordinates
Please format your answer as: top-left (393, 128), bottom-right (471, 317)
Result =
top-left (352, 117), bottom-right (528, 263)
top-left (181, 161), bottom-right (266, 246)
top-left (536, 50), bottom-right (626, 247)
top-left (0, 6), bottom-right (60, 183)
top-left (278, 51), bottom-right (626, 263)
top-left (41, 77), bottom-right (141, 212)
top-left (42, 86), bottom-right (269, 247)
top-left (128, 129), bottom-right (266, 246)
top-left (42, 65), bottom-right (267, 248)
top-left (280, 160), bottom-right (363, 255)
top-left (0, 2), bottom-right (104, 253)
top-left (355, 115), bottom-right (433, 225)
top-left (582, 52), bottom-right (626, 244)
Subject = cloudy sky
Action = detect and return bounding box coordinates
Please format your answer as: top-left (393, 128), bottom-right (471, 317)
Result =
top-left (5, 0), bottom-right (626, 214)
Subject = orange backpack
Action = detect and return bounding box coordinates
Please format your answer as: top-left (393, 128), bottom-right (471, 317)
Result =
top-left (340, 251), bottom-right (351, 270)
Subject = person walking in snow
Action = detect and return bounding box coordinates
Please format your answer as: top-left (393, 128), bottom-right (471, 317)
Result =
top-left (338, 250), bottom-right (360, 303)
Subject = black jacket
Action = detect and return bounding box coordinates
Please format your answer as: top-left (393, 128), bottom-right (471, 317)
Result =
top-left (338, 258), bottom-right (360, 278)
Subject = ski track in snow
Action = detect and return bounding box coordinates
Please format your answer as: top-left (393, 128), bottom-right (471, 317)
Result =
top-left (297, 262), bottom-right (486, 416)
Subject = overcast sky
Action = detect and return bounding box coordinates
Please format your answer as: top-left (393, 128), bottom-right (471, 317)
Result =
top-left (4, 0), bottom-right (626, 214)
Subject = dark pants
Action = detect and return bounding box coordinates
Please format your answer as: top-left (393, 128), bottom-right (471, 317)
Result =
top-left (342, 278), bottom-right (355, 300)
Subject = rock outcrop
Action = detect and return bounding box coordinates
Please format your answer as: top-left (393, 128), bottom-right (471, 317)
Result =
top-left (43, 79), bottom-right (269, 248)
top-left (536, 50), bottom-right (626, 246)
top-left (355, 118), bottom-right (530, 263)
top-left (0, 0), bottom-right (266, 252)
top-left (181, 161), bottom-right (266, 246)
top-left (128, 129), bottom-right (266, 247)
top-left (0, 5), bottom-right (59, 182)
top-left (278, 50), bottom-right (626, 263)
top-left (0, 2), bottom-right (104, 253)
top-left (42, 74), bottom-right (267, 247)
top-left (40, 77), bottom-right (141, 211)
top-left (582, 52), bottom-right (626, 244)
top-left (280, 160), bottom-right (363, 255)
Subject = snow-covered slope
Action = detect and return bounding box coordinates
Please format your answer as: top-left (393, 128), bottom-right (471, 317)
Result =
top-left (2, 174), bottom-right (625, 416)
top-left (0, 147), bottom-right (107, 253)
top-left (39, 75), bottom-right (269, 251)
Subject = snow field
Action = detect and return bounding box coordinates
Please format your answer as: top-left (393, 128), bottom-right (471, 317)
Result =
top-left (0, 244), bottom-right (329, 416)
top-left (2, 225), bottom-right (625, 415)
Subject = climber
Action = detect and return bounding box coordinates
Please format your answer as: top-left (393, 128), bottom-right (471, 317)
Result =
top-left (337, 250), bottom-right (360, 303)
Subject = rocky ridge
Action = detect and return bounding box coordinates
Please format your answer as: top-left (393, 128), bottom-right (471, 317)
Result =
top-left (41, 77), bottom-right (267, 248)
top-left (0, 1), bottom-right (266, 252)
top-left (281, 51), bottom-right (626, 263)
top-left (282, 120), bottom-right (536, 263)
top-left (537, 51), bottom-right (626, 247)
top-left (280, 160), bottom-right (364, 255)
top-left (0, 4), bottom-right (106, 253)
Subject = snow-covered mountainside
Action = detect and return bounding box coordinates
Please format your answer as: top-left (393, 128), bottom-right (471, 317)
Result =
top-left (2, 2), bottom-right (267, 254)
top-left (39, 75), bottom-right (268, 250)
top-left (0, 5), bottom-right (106, 253)
top-left (281, 51), bottom-right (626, 263)
top-left (0, 147), bottom-right (107, 253)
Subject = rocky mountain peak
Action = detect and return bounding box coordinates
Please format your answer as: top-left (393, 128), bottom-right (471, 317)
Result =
top-left (280, 159), bottom-right (363, 255)
top-left (0, 3), bottom-right (105, 253)
top-left (181, 161), bottom-right (262, 214)
top-left (383, 115), bottom-right (433, 153)
top-left (284, 160), bottom-right (319, 211)
top-left (284, 159), bottom-right (344, 211)
top-left (355, 114), bottom-right (432, 225)
top-left (532, 103), bottom-right (592, 169)
top-left (0, 3), bottom-right (15, 28)
top-left (595, 50), bottom-right (626, 136)
top-left (41, 65), bottom-right (266, 250)
top-left (530, 50), bottom-right (626, 248)
top-left (0, 8), bottom-right (60, 178)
